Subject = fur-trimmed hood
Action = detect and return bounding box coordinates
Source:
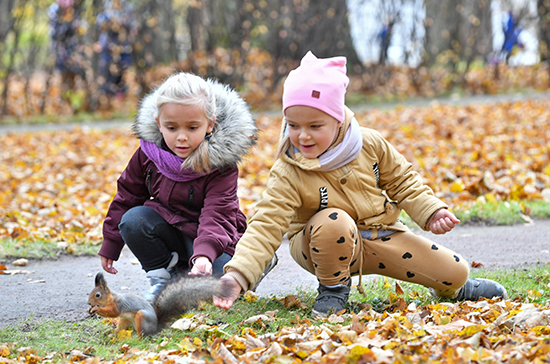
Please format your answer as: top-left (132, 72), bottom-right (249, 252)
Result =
top-left (132, 79), bottom-right (257, 171)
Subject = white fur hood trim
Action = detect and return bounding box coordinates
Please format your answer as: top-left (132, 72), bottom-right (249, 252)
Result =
top-left (132, 79), bottom-right (257, 169)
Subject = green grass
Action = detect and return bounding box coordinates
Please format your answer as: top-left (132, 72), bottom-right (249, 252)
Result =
top-left (526, 200), bottom-right (550, 219)
top-left (0, 319), bottom-right (165, 361)
top-left (471, 265), bottom-right (550, 303)
top-left (0, 238), bottom-right (99, 261)
top-left (453, 200), bottom-right (550, 225)
top-left (2, 265), bottom-right (549, 362)
top-left (398, 200), bottom-right (550, 228)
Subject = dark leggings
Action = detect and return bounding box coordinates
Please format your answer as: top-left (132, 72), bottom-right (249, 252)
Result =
top-left (119, 206), bottom-right (231, 275)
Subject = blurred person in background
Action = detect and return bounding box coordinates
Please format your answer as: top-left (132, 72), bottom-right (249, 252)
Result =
top-left (501, 11), bottom-right (524, 64)
top-left (96, 0), bottom-right (138, 100)
top-left (48, 0), bottom-right (88, 99)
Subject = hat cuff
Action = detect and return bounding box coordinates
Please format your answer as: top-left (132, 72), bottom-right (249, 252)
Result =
top-left (283, 100), bottom-right (345, 123)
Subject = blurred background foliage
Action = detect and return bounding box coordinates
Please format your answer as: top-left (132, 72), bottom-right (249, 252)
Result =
top-left (0, 0), bottom-right (549, 121)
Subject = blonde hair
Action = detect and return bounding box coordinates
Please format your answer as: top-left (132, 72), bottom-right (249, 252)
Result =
top-left (276, 130), bottom-right (291, 159)
top-left (156, 72), bottom-right (216, 173)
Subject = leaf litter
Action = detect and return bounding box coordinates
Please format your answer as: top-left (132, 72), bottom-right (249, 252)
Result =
top-left (1, 100), bottom-right (549, 248)
top-left (3, 295), bottom-right (549, 363)
top-left (1, 100), bottom-right (550, 362)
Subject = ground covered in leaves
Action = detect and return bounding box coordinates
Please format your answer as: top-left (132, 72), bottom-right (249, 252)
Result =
top-left (2, 295), bottom-right (550, 363)
top-left (1, 99), bottom-right (550, 362)
top-left (135, 299), bottom-right (550, 363)
top-left (1, 99), bottom-right (549, 248)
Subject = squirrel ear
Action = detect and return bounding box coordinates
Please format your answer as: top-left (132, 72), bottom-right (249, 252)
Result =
top-left (95, 272), bottom-right (107, 289)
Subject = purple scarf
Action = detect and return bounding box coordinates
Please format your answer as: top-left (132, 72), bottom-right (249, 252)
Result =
top-left (140, 139), bottom-right (211, 182)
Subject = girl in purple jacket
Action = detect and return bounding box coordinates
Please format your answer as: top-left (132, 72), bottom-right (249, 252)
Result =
top-left (98, 72), bottom-right (257, 301)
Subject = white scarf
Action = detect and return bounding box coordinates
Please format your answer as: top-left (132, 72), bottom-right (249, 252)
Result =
top-left (317, 117), bottom-right (362, 171)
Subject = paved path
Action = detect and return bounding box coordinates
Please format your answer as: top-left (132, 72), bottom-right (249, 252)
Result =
top-left (2, 219), bottom-right (550, 329)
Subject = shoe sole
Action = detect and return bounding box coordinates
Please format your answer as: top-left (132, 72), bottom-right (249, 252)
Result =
top-left (311, 309), bottom-right (328, 317)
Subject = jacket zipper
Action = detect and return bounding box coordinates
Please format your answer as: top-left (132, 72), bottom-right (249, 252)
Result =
top-left (188, 185), bottom-right (195, 203)
top-left (146, 169), bottom-right (153, 196)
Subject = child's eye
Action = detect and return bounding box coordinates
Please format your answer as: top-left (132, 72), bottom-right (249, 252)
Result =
top-left (166, 126), bottom-right (176, 131)
top-left (189, 126), bottom-right (199, 130)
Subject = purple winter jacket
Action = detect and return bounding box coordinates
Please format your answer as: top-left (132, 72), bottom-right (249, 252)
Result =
top-left (99, 77), bottom-right (257, 266)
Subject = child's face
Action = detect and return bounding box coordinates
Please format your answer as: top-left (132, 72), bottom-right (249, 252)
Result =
top-left (156, 103), bottom-right (215, 159)
top-left (285, 106), bottom-right (340, 159)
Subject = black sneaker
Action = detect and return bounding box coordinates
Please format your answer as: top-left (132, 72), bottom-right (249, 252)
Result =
top-left (252, 254), bottom-right (279, 292)
top-left (312, 280), bottom-right (351, 317)
top-left (455, 278), bottom-right (508, 301)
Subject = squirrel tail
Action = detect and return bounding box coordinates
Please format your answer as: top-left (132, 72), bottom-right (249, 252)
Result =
top-left (154, 275), bottom-right (229, 328)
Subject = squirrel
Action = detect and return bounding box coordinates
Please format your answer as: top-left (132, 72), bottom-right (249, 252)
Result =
top-left (88, 272), bottom-right (228, 337)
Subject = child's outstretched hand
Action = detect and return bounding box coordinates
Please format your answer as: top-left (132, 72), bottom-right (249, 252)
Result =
top-left (101, 255), bottom-right (118, 274)
top-left (213, 275), bottom-right (242, 309)
top-left (189, 256), bottom-right (212, 276)
top-left (427, 209), bottom-right (460, 234)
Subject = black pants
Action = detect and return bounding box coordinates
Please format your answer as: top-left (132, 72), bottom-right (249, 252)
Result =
top-left (119, 206), bottom-right (231, 275)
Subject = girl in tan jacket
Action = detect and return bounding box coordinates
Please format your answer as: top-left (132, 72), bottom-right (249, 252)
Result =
top-left (214, 51), bottom-right (506, 316)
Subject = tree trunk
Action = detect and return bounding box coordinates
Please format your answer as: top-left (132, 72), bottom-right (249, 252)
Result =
top-left (424, 0), bottom-right (492, 66)
top-left (192, 0), bottom-right (361, 65)
top-left (1, 0), bottom-right (24, 116)
top-left (538, 0), bottom-right (550, 62)
top-left (0, 0), bottom-right (17, 46)
top-left (267, 0), bottom-right (362, 67)
top-left (187, 0), bottom-right (207, 52)
top-left (538, 0), bottom-right (550, 86)
top-left (133, 0), bottom-right (166, 93)
top-left (133, 0), bottom-right (176, 67)
top-left (159, 0), bottom-right (178, 61)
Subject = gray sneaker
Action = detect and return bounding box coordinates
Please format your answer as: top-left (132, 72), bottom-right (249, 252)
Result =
top-left (454, 278), bottom-right (508, 301)
top-left (312, 280), bottom-right (351, 317)
top-left (252, 254), bottom-right (278, 292)
top-left (143, 252), bottom-right (179, 303)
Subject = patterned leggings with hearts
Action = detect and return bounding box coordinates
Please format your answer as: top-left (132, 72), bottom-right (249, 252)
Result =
top-left (289, 207), bottom-right (470, 298)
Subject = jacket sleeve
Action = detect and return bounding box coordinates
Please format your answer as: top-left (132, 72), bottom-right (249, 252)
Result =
top-left (223, 161), bottom-right (300, 289)
top-left (191, 166), bottom-right (243, 265)
top-left (372, 130), bottom-right (447, 230)
top-left (99, 148), bottom-right (150, 261)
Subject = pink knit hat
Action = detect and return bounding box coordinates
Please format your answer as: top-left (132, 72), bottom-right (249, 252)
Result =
top-left (282, 51), bottom-right (349, 123)
top-left (57, 0), bottom-right (74, 8)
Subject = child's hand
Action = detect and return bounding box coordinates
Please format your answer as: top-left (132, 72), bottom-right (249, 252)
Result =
top-left (213, 275), bottom-right (242, 309)
top-left (427, 209), bottom-right (460, 235)
top-left (189, 256), bottom-right (212, 276)
top-left (101, 256), bottom-right (118, 274)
